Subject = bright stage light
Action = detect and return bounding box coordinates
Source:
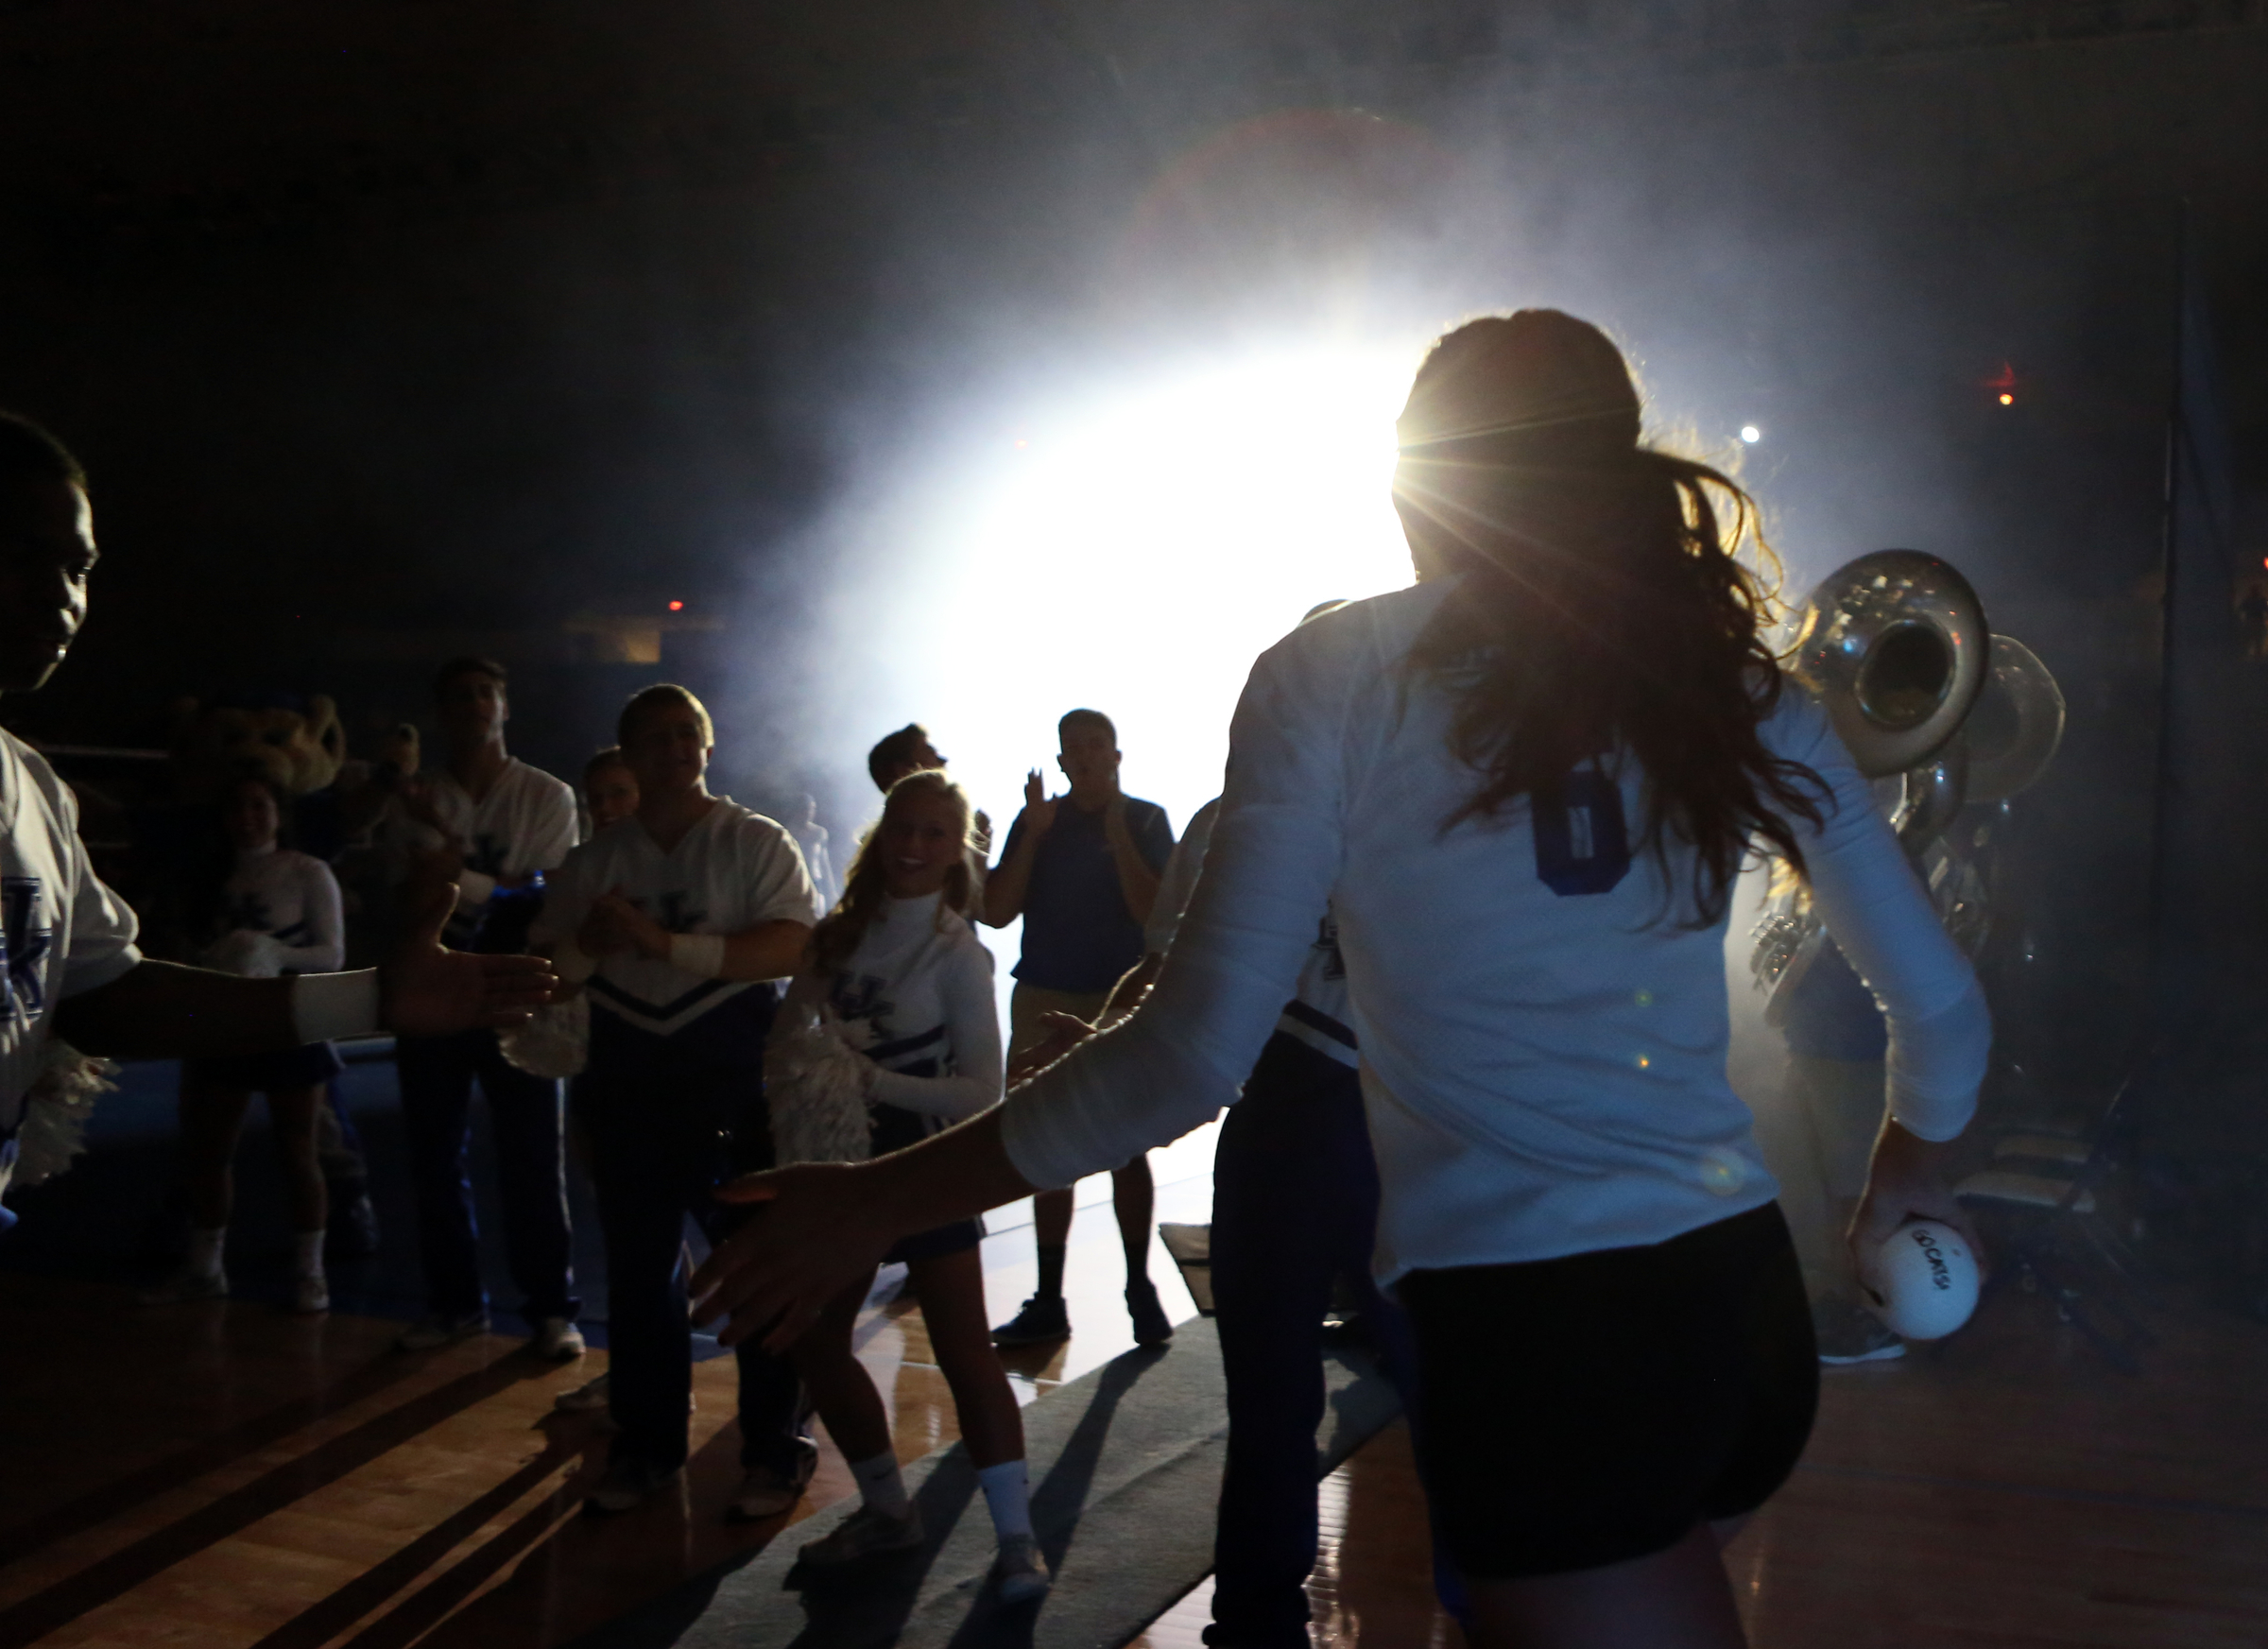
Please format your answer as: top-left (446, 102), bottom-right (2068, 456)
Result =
top-left (1740, 424), bottom-right (1761, 443)
top-left (887, 344), bottom-right (1420, 839)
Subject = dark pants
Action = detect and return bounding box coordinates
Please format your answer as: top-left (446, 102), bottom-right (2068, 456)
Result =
top-left (575, 1066), bottom-right (805, 1475)
top-left (397, 1030), bottom-right (577, 1324)
top-left (1207, 1031), bottom-right (1423, 1649)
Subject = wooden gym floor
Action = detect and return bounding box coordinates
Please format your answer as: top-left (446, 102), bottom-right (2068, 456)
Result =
top-left (7, 1142), bottom-right (2268, 1648)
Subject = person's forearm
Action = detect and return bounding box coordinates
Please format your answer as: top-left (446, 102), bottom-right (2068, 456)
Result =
top-left (1109, 837), bottom-right (1161, 927)
top-left (867, 1068), bottom-right (996, 1120)
top-left (863, 1108), bottom-right (1038, 1234)
top-left (54, 960), bottom-right (300, 1058)
top-left (982, 834), bottom-right (1040, 927)
top-left (715, 920), bottom-right (811, 982)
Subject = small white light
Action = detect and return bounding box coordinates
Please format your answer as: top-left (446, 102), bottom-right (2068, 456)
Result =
top-left (1739, 424), bottom-right (1761, 443)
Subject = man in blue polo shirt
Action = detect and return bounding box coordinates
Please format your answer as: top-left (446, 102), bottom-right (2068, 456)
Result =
top-left (983, 708), bottom-right (1177, 1348)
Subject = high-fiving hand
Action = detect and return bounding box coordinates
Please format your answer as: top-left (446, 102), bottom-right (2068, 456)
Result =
top-left (692, 1163), bottom-right (898, 1352)
top-left (380, 881), bottom-right (556, 1036)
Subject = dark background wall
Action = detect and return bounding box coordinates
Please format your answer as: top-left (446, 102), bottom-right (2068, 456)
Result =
top-left (1, 0), bottom-right (2263, 1092)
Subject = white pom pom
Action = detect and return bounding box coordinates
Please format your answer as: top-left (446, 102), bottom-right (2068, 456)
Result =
top-left (765, 1001), bottom-right (874, 1166)
top-left (11, 1040), bottom-right (119, 1188)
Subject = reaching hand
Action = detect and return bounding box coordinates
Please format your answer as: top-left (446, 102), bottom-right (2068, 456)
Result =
top-left (1848, 1121), bottom-right (1986, 1295)
top-left (381, 881), bottom-right (556, 1036)
top-left (692, 1163), bottom-right (898, 1352)
top-left (1021, 770), bottom-right (1059, 836)
top-left (1006, 1009), bottom-right (1096, 1085)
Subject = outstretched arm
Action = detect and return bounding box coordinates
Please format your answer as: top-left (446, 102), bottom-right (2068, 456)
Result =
top-left (54, 882), bottom-right (554, 1058)
top-left (695, 1108), bottom-right (1036, 1351)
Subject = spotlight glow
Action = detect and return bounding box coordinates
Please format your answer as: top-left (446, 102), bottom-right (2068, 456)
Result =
top-left (1739, 424), bottom-right (1761, 443)
top-left (898, 345), bottom-right (1419, 835)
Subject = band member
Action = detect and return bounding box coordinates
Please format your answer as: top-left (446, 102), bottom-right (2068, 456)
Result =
top-left (982, 710), bottom-right (1176, 1349)
top-left (0, 411), bottom-right (550, 1227)
top-left (532, 684), bottom-right (822, 1518)
top-left (773, 770), bottom-right (1048, 1601)
top-left (691, 313), bottom-right (1989, 1649)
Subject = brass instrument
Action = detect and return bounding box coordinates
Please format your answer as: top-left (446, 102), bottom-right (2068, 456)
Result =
top-left (1752, 550), bottom-right (1997, 1018)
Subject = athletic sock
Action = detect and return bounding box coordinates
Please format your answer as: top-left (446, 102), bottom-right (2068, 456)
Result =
top-left (850, 1451), bottom-right (911, 1519)
top-left (292, 1229), bottom-right (326, 1279)
top-left (185, 1227), bottom-right (226, 1278)
top-left (1035, 1243), bottom-right (1067, 1303)
top-left (976, 1458), bottom-right (1033, 1542)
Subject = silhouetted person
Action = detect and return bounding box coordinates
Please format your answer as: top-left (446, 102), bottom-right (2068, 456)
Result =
top-left (982, 709), bottom-right (1176, 1349)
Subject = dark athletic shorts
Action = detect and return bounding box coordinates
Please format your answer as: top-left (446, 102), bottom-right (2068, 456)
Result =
top-left (183, 1040), bottom-right (345, 1094)
top-left (1399, 1200), bottom-right (1817, 1580)
top-left (871, 1098), bottom-right (984, 1266)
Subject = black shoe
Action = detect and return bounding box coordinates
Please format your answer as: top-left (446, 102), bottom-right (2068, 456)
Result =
top-left (991, 1294), bottom-right (1071, 1347)
top-left (1127, 1279), bottom-right (1174, 1348)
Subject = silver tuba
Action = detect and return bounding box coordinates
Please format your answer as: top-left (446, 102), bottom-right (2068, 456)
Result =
top-left (1751, 550), bottom-right (1992, 1017)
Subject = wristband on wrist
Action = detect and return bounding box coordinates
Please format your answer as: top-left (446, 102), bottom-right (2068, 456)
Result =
top-left (293, 971), bottom-right (383, 1044)
top-left (668, 933), bottom-right (728, 978)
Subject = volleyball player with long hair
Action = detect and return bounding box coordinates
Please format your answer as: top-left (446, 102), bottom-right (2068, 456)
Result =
top-left (692, 312), bottom-right (1989, 1647)
top-left (775, 768), bottom-right (1048, 1600)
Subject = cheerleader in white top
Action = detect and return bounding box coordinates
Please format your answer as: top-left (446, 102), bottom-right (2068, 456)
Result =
top-left (768, 770), bottom-right (1048, 1602)
top-left (145, 775), bottom-right (346, 1314)
top-left (694, 313), bottom-right (1992, 1649)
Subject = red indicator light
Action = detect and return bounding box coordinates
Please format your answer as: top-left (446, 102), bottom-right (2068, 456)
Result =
top-left (667, 600), bottom-right (684, 612)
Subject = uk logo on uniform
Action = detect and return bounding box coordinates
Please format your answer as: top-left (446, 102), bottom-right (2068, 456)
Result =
top-left (0, 876), bottom-right (51, 1016)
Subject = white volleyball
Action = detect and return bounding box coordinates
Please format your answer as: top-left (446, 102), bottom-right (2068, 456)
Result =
top-left (1864, 1219), bottom-right (1981, 1341)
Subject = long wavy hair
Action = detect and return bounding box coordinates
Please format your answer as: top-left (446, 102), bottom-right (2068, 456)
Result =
top-left (1392, 310), bottom-right (1826, 923)
top-left (809, 769), bottom-right (979, 976)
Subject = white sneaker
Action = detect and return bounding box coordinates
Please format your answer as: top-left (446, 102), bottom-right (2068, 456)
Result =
top-left (288, 1273), bottom-right (330, 1315)
top-left (796, 1502), bottom-right (925, 1569)
top-left (993, 1535), bottom-right (1052, 1604)
top-left (531, 1316), bottom-right (586, 1361)
top-left (139, 1265), bottom-right (227, 1306)
top-left (396, 1311), bottom-right (489, 1351)
top-left (555, 1372), bottom-right (610, 1413)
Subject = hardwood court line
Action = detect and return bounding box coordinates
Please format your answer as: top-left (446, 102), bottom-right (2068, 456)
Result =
top-left (0, 1355), bottom-right (558, 1647)
top-left (1796, 1458), bottom-right (2268, 1522)
top-left (322, 1464), bottom-right (595, 1649)
top-left (0, 1336), bottom-right (431, 1572)
top-left (236, 1426), bottom-right (593, 1649)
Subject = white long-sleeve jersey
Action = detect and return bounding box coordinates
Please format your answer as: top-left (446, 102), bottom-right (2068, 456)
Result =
top-left (1002, 578), bottom-right (1989, 1285)
top-left (797, 890), bottom-right (1003, 1128)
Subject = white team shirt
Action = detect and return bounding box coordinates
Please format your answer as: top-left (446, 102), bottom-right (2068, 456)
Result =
top-left (204, 846), bottom-right (344, 977)
top-left (1004, 578), bottom-right (1989, 1284)
top-left (1147, 796), bottom-right (1356, 1070)
top-left (533, 799), bottom-right (821, 1037)
top-left (392, 757), bottom-right (579, 941)
top-left (0, 732), bottom-right (142, 1135)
